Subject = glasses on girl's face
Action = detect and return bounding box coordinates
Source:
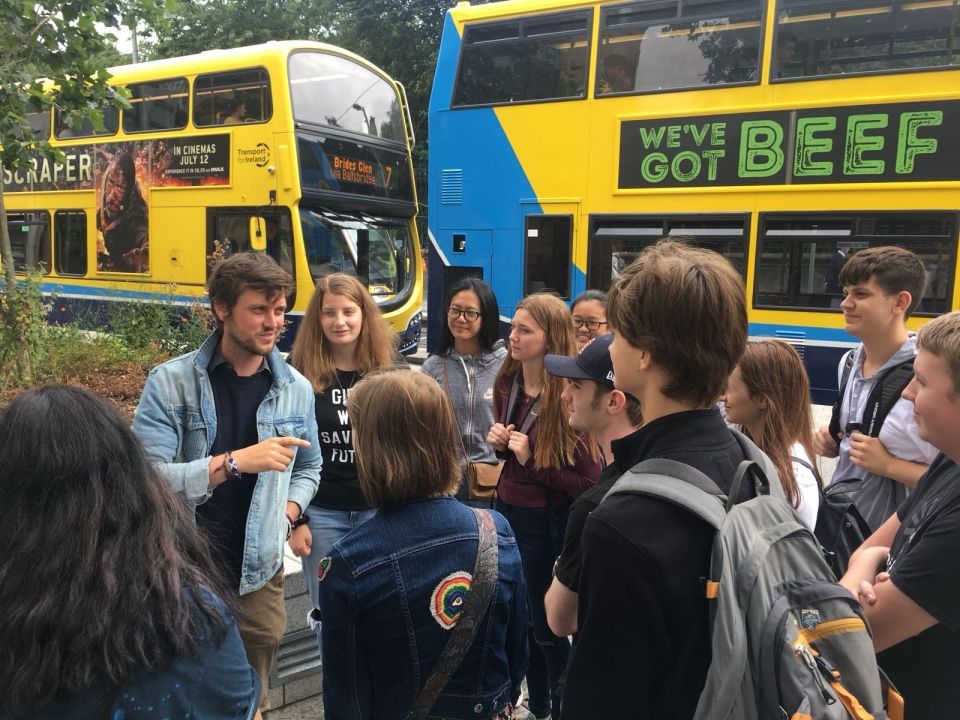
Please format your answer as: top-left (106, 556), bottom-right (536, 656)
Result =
top-left (446, 306), bottom-right (481, 322)
top-left (572, 318), bottom-right (608, 331)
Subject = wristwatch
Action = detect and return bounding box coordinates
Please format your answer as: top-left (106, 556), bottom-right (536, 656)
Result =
top-left (291, 512), bottom-right (311, 530)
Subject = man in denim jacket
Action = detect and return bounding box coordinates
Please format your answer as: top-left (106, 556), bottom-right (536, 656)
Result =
top-left (133, 252), bottom-right (322, 709)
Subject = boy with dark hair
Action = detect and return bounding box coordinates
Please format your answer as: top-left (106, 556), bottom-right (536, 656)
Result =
top-left (134, 252), bottom-right (322, 710)
top-left (815, 245), bottom-right (937, 532)
top-left (561, 240), bottom-right (750, 718)
top-left (841, 310), bottom-right (960, 718)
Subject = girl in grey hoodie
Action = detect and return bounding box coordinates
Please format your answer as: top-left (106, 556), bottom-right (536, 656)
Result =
top-left (423, 278), bottom-right (507, 507)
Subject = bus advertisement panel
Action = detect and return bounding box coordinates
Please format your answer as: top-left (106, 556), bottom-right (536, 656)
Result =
top-left (428, 0), bottom-right (960, 399)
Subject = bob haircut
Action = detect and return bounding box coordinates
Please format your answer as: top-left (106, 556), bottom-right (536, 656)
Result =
top-left (349, 371), bottom-right (461, 506)
top-left (0, 385), bottom-right (227, 717)
top-left (289, 272), bottom-right (398, 393)
top-left (606, 238), bottom-right (747, 408)
top-left (434, 277), bottom-right (502, 355)
top-left (207, 251), bottom-right (293, 326)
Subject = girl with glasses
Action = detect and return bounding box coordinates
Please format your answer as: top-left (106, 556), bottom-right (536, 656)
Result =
top-left (570, 290), bottom-right (607, 350)
top-left (423, 278), bottom-right (507, 508)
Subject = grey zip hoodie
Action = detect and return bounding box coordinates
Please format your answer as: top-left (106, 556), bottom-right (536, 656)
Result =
top-left (422, 341), bottom-right (508, 468)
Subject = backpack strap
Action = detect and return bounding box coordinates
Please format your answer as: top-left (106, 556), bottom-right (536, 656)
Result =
top-left (828, 350), bottom-right (857, 445)
top-left (862, 359), bottom-right (914, 438)
top-left (728, 427), bottom-right (780, 501)
top-left (603, 458), bottom-right (727, 530)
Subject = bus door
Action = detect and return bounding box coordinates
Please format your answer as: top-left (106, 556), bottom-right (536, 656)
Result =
top-left (521, 200), bottom-right (578, 304)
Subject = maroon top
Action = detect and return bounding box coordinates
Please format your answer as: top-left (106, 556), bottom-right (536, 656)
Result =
top-left (493, 373), bottom-right (601, 508)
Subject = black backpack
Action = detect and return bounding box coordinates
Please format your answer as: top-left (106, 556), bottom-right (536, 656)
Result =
top-left (817, 351), bottom-right (914, 578)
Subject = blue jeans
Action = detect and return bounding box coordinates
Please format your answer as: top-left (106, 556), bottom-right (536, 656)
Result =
top-left (496, 500), bottom-right (571, 718)
top-left (301, 506), bottom-right (377, 645)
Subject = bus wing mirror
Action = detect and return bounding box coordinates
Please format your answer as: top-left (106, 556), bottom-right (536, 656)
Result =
top-left (249, 217), bottom-right (267, 252)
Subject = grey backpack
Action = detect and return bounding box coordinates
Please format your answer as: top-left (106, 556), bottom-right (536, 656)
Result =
top-left (603, 430), bottom-right (902, 720)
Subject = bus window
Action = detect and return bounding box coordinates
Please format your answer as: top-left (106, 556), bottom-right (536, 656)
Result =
top-left (54, 105), bottom-right (119, 139)
top-left (289, 52), bottom-right (405, 142)
top-left (300, 207), bottom-right (414, 304)
top-left (194, 68), bottom-right (272, 127)
top-left (55, 211), bottom-right (87, 276)
top-left (7, 212), bottom-right (51, 273)
top-left (774, 0), bottom-right (960, 80)
top-left (587, 215), bottom-right (748, 290)
top-left (27, 111), bottom-right (51, 141)
top-left (597, 0), bottom-right (763, 95)
top-left (755, 213), bottom-right (956, 315)
top-left (122, 79), bottom-right (189, 133)
top-left (207, 208), bottom-right (294, 280)
top-left (453, 10), bottom-right (592, 107)
top-left (525, 215), bottom-right (572, 298)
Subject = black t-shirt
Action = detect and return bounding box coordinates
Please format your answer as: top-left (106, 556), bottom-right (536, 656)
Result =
top-left (562, 408), bottom-right (749, 720)
top-left (879, 453), bottom-right (960, 720)
top-left (554, 462), bottom-right (621, 593)
top-left (197, 361), bottom-right (272, 588)
top-left (310, 370), bottom-right (368, 511)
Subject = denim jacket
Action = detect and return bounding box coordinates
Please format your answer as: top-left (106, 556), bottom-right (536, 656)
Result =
top-left (319, 497), bottom-right (528, 720)
top-left (133, 330), bottom-right (322, 594)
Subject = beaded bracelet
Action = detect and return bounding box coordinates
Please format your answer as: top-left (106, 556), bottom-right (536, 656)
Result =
top-left (220, 451), bottom-right (242, 482)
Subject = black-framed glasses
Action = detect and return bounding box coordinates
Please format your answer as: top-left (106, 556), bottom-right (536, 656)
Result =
top-left (446, 306), bottom-right (482, 322)
top-left (572, 318), bottom-right (608, 331)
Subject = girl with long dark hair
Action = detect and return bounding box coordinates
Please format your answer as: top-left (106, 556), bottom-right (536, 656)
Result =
top-left (0, 385), bottom-right (258, 720)
top-left (423, 277), bottom-right (507, 507)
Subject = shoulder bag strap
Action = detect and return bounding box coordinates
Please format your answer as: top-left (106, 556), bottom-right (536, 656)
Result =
top-left (442, 359), bottom-right (470, 464)
top-left (410, 509), bottom-right (500, 720)
top-left (828, 350), bottom-right (856, 444)
top-left (502, 372), bottom-right (522, 426)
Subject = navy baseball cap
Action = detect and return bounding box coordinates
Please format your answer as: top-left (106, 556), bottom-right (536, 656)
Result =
top-left (544, 334), bottom-right (615, 389)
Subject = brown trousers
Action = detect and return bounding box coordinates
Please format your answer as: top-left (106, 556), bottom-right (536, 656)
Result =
top-left (236, 569), bottom-right (286, 710)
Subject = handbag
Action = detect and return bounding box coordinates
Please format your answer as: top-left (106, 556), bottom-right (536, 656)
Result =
top-left (441, 360), bottom-right (504, 500)
top-left (410, 508), bottom-right (500, 720)
top-left (463, 460), bottom-right (503, 500)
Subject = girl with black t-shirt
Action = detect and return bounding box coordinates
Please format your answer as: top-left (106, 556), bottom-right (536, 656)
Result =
top-left (288, 273), bottom-right (402, 644)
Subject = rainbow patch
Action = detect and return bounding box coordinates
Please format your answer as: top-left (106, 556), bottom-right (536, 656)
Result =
top-left (317, 556), bottom-right (332, 582)
top-left (430, 571), bottom-right (473, 630)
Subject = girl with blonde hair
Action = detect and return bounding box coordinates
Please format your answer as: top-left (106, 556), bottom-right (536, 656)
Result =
top-left (288, 273), bottom-right (404, 646)
top-left (486, 292), bottom-right (601, 719)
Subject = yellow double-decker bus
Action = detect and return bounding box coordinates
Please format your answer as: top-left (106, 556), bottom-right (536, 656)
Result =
top-left (7, 41), bottom-right (423, 352)
top-left (428, 0), bottom-right (960, 399)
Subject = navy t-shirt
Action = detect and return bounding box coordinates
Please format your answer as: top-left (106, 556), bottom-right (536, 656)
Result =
top-left (196, 359), bottom-right (272, 588)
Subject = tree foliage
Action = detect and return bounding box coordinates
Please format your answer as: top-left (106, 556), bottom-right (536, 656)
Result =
top-left (0, 0), bottom-right (170, 382)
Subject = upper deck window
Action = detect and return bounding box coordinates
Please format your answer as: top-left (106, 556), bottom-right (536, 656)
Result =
top-left (26, 112), bottom-right (51, 141)
top-left (289, 52), bottom-right (405, 144)
top-left (122, 79), bottom-right (189, 133)
top-left (194, 68), bottom-right (272, 127)
top-left (774, 0), bottom-right (960, 81)
top-left (55, 105), bottom-right (119, 140)
top-left (452, 10), bottom-right (592, 107)
top-left (597, 0), bottom-right (763, 95)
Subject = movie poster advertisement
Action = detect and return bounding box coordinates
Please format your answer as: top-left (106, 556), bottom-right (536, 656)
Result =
top-left (3, 135), bottom-right (230, 273)
top-left (94, 136), bottom-right (230, 272)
